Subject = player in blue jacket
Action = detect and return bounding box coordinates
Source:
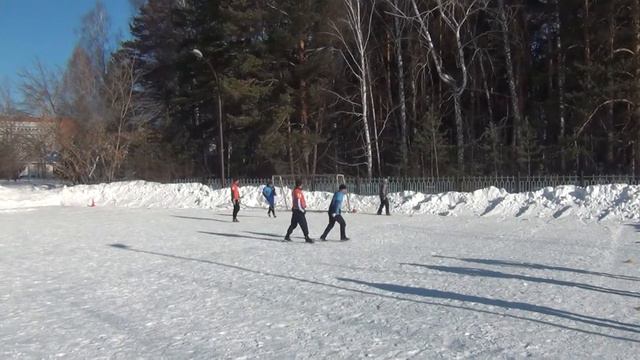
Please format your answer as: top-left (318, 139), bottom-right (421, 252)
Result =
top-left (262, 182), bottom-right (277, 217)
top-left (320, 184), bottom-right (349, 241)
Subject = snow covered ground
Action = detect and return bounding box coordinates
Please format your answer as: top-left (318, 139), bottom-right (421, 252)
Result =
top-left (4, 180), bottom-right (640, 221)
top-left (1, 182), bottom-right (640, 358)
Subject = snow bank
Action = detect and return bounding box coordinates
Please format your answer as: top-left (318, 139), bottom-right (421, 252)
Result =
top-left (2, 180), bottom-right (640, 221)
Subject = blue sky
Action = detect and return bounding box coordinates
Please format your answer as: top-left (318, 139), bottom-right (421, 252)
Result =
top-left (0, 0), bottom-right (134, 97)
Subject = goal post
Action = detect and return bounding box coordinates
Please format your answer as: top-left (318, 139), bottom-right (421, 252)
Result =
top-left (271, 174), bottom-right (351, 211)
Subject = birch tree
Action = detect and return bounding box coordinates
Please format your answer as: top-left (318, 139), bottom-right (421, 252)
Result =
top-left (551, 0), bottom-right (567, 171)
top-left (496, 0), bottom-right (524, 170)
top-left (332, 0), bottom-right (375, 178)
top-left (406, 0), bottom-right (488, 173)
top-left (388, 0), bottom-right (410, 175)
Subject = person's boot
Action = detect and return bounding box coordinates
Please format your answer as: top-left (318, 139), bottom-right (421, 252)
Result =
top-left (305, 236), bottom-right (314, 243)
top-left (320, 235), bottom-right (327, 241)
top-left (341, 237), bottom-right (350, 241)
top-left (284, 236), bottom-right (292, 242)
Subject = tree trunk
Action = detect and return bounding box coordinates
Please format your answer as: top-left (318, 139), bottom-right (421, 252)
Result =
top-left (298, 38), bottom-right (310, 176)
top-left (478, 53), bottom-right (498, 176)
top-left (335, 0), bottom-right (374, 178)
top-left (361, 54), bottom-right (374, 178)
top-left (287, 115), bottom-right (295, 175)
top-left (369, 71), bottom-right (381, 177)
top-left (553, 0), bottom-right (567, 172)
top-left (312, 107), bottom-right (322, 177)
top-left (453, 93), bottom-right (464, 173)
top-left (498, 0), bottom-right (523, 171)
top-left (409, 0), bottom-right (471, 172)
top-left (606, 1), bottom-right (615, 168)
top-left (633, 0), bottom-right (640, 175)
top-left (393, 0), bottom-right (409, 176)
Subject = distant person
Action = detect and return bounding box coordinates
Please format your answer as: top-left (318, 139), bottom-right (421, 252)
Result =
top-left (320, 184), bottom-right (350, 241)
top-left (377, 178), bottom-right (390, 216)
top-left (262, 182), bottom-right (277, 218)
top-left (285, 180), bottom-right (314, 243)
top-left (231, 178), bottom-right (240, 222)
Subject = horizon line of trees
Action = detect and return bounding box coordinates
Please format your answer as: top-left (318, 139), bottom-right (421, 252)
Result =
top-left (2, 0), bottom-right (640, 183)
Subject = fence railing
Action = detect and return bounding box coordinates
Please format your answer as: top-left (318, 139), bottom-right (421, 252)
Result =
top-left (170, 175), bottom-right (640, 196)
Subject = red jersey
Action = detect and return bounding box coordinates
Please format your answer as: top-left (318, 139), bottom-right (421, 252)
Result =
top-left (292, 187), bottom-right (306, 210)
top-left (231, 182), bottom-right (240, 201)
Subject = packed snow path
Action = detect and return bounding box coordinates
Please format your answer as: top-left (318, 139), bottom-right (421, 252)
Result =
top-left (1, 207), bottom-right (639, 359)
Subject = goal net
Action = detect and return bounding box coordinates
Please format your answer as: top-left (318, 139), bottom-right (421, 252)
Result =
top-left (271, 174), bottom-right (351, 211)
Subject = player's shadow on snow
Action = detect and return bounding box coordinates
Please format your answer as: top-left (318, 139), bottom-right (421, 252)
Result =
top-left (172, 215), bottom-right (229, 223)
top-left (244, 231), bottom-right (284, 238)
top-left (106, 243), bottom-right (640, 343)
top-left (216, 213), bottom-right (264, 218)
top-left (433, 255), bottom-right (640, 282)
top-left (338, 277), bottom-right (640, 337)
top-left (402, 263), bottom-right (640, 299)
top-left (198, 231), bottom-right (285, 243)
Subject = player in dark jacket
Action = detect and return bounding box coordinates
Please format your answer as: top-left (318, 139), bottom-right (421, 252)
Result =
top-left (377, 178), bottom-right (390, 216)
top-left (262, 182), bottom-right (277, 217)
top-left (320, 184), bottom-right (349, 241)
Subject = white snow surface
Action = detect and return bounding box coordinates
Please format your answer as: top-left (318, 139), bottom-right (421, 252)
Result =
top-left (3, 180), bottom-right (640, 221)
top-left (1, 206), bottom-right (639, 359)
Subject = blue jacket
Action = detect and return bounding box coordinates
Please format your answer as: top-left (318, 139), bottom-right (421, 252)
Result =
top-left (262, 185), bottom-right (276, 204)
top-left (328, 191), bottom-right (345, 215)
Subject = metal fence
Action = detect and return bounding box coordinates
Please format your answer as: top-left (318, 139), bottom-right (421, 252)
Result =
top-left (170, 175), bottom-right (640, 195)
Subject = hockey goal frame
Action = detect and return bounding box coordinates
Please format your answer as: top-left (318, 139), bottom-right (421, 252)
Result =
top-left (271, 174), bottom-right (351, 211)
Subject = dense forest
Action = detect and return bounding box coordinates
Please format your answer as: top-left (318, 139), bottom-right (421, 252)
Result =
top-left (4, 0), bottom-right (640, 181)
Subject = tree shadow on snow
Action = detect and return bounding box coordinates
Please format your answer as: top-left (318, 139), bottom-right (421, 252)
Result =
top-left (105, 243), bottom-right (640, 343)
top-left (198, 231), bottom-right (285, 243)
top-left (338, 277), bottom-right (640, 338)
top-left (625, 223), bottom-right (640, 238)
top-left (171, 215), bottom-right (229, 223)
top-left (433, 255), bottom-right (640, 282)
top-left (402, 263), bottom-right (640, 299)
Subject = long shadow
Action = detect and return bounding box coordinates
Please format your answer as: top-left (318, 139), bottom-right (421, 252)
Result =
top-left (172, 215), bottom-right (228, 223)
top-left (434, 255), bottom-right (640, 282)
top-left (624, 224), bottom-right (640, 244)
top-left (106, 244), bottom-right (640, 343)
top-left (216, 213), bottom-right (263, 218)
top-left (198, 231), bottom-right (284, 243)
top-left (403, 263), bottom-right (640, 299)
top-left (338, 278), bottom-right (640, 335)
top-left (243, 231), bottom-right (311, 241)
top-left (626, 223), bottom-right (640, 233)
top-left (244, 231), bottom-right (283, 238)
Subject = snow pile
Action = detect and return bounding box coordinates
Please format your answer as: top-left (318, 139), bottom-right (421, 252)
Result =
top-left (2, 180), bottom-right (640, 220)
top-left (0, 182), bottom-right (63, 210)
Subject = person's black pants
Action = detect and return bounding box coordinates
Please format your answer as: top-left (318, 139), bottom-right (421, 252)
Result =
top-left (267, 200), bottom-right (276, 217)
top-left (286, 209), bottom-right (309, 237)
top-left (377, 198), bottom-right (390, 215)
top-left (233, 201), bottom-right (240, 219)
top-left (321, 213), bottom-right (346, 239)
